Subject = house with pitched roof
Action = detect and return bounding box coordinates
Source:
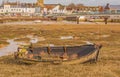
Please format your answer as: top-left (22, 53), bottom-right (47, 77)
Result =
top-left (43, 4), bottom-right (66, 14)
top-left (65, 4), bottom-right (101, 15)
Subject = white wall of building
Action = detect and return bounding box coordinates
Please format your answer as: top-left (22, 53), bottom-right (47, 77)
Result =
top-left (52, 5), bottom-right (59, 13)
top-left (26, 8), bottom-right (35, 13)
top-left (0, 4), bottom-right (36, 14)
top-left (45, 5), bottom-right (67, 14)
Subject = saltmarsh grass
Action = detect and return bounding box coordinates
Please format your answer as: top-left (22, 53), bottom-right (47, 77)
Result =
top-left (0, 23), bottom-right (120, 77)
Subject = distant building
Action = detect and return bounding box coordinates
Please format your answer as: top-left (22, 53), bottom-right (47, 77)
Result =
top-left (0, 1), bottom-right (42, 16)
top-left (76, 6), bottom-right (100, 14)
top-left (44, 4), bottom-right (58, 14)
top-left (110, 5), bottom-right (120, 14)
top-left (0, 0), bottom-right (120, 16)
top-left (65, 4), bottom-right (101, 14)
top-left (44, 4), bottom-right (66, 14)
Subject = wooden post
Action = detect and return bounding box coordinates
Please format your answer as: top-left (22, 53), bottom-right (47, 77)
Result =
top-left (95, 45), bottom-right (102, 62)
top-left (76, 16), bottom-right (79, 24)
top-left (63, 46), bottom-right (69, 60)
top-left (63, 46), bottom-right (67, 53)
top-left (47, 46), bottom-right (51, 55)
top-left (29, 44), bottom-right (33, 54)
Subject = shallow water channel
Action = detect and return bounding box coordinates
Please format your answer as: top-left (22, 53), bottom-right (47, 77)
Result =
top-left (0, 37), bottom-right (39, 57)
top-left (0, 40), bottom-right (20, 57)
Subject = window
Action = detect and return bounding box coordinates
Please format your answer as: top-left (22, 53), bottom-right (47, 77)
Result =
top-left (11, 9), bottom-right (13, 11)
top-left (6, 10), bottom-right (8, 13)
top-left (117, 10), bottom-right (120, 13)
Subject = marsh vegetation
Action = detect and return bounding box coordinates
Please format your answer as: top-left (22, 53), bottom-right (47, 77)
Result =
top-left (0, 22), bottom-right (120, 77)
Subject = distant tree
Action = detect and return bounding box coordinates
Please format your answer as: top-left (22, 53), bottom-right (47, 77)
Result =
top-left (68, 3), bottom-right (76, 8)
top-left (104, 3), bottom-right (110, 14)
top-left (76, 3), bottom-right (84, 7)
top-left (104, 3), bottom-right (110, 10)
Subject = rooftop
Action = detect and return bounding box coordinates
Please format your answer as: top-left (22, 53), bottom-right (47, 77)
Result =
top-left (110, 5), bottom-right (120, 9)
top-left (44, 4), bottom-right (60, 10)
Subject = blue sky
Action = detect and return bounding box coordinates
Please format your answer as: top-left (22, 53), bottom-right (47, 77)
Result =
top-left (0, 0), bottom-right (120, 6)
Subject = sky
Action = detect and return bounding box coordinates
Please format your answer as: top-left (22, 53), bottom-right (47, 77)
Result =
top-left (0, 0), bottom-right (120, 6)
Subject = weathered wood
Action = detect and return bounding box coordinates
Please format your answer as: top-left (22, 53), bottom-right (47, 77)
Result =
top-left (95, 45), bottom-right (102, 62)
top-left (63, 46), bottom-right (67, 53)
top-left (47, 46), bottom-right (51, 55)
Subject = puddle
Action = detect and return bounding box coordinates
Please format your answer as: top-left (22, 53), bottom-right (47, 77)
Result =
top-left (60, 36), bottom-right (73, 40)
top-left (0, 36), bottom-right (45, 57)
top-left (27, 35), bottom-right (45, 43)
top-left (0, 39), bottom-right (26, 57)
top-left (101, 35), bottom-right (110, 38)
top-left (30, 37), bottom-right (45, 43)
top-left (30, 38), bottom-right (38, 43)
